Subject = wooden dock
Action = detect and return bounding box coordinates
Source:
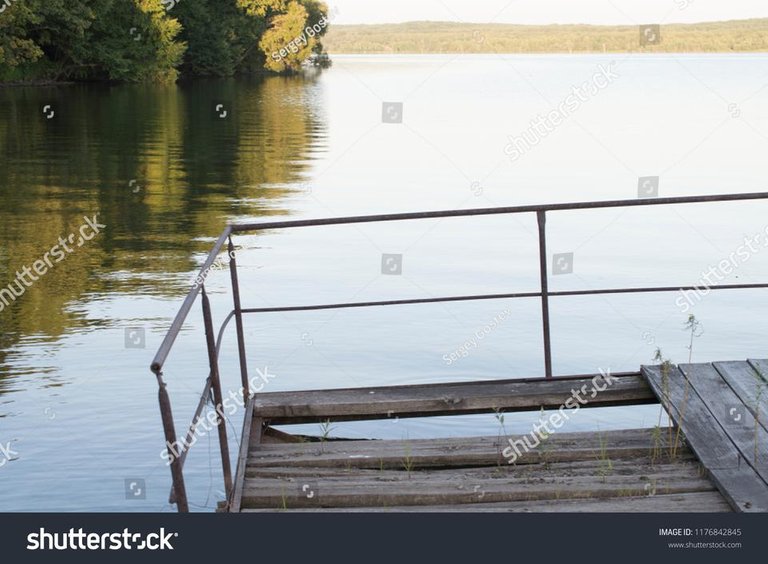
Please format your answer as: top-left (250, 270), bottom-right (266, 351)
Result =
top-left (227, 360), bottom-right (768, 512)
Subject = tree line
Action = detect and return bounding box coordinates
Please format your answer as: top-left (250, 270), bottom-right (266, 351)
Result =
top-left (323, 19), bottom-right (768, 54)
top-left (0, 0), bottom-right (330, 83)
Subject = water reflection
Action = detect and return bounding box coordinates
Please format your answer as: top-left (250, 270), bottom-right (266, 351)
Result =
top-left (0, 75), bottom-right (327, 391)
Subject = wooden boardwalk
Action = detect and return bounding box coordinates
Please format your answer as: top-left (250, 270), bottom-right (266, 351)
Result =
top-left (228, 361), bottom-right (768, 513)
top-left (643, 359), bottom-right (768, 512)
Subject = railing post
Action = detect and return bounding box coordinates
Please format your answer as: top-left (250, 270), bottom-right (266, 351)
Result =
top-left (156, 373), bottom-right (189, 512)
top-left (201, 286), bottom-right (234, 502)
top-left (536, 211), bottom-right (553, 378)
top-left (228, 238), bottom-right (250, 403)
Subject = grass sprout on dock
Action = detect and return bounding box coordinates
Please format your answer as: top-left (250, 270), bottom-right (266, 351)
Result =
top-left (536, 407), bottom-right (553, 467)
top-left (650, 425), bottom-right (664, 465)
top-left (596, 431), bottom-right (613, 482)
top-left (673, 316), bottom-right (702, 458)
top-left (402, 442), bottom-right (414, 479)
top-left (654, 348), bottom-right (677, 453)
top-left (684, 314), bottom-right (703, 364)
top-left (493, 407), bottom-right (507, 467)
top-left (318, 419), bottom-right (335, 453)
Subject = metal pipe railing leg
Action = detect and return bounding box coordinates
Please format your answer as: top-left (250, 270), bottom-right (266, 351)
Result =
top-left (536, 211), bottom-right (553, 378)
top-left (201, 286), bottom-right (234, 501)
top-left (228, 238), bottom-right (250, 403)
top-left (157, 374), bottom-right (189, 512)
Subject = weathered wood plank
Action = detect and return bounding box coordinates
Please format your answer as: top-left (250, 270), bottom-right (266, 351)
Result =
top-left (246, 455), bottom-right (698, 480)
top-left (747, 359), bottom-right (768, 384)
top-left (229, 398), bottom-right (257, 513)
top-left (241, 463), bottom-right (713, 509)
top-left (242, 491), bottom-right (730, 513)
top-left (248, 428), bottom-right (673, 469)
top-left (262, 427), bottom-right (306, 444)
top-left (713, 361), bottom-right (768, 434)
top-left (251, 373), bottom-right (655, 424)
top-left (679, 363), bottom-right (768, 483)
top-left (642, 364), bottom-right (768, 512)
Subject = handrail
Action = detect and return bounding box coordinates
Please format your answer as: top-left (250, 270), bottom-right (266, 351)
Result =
top-left (230, 192), bottom-right (768, 232)
top-left (150, 191), bottom-right (768, 512)
top-left (238, 283), bottom-right (768, 314)
top-left (151, 226), bottom-right (232, 375)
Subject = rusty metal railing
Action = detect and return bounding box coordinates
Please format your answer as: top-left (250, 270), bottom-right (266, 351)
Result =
top-left (150, 191), bottom-right (768, 512)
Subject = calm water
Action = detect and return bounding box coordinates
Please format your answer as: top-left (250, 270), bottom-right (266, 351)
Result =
top-left (1, 54), bottom-right (767, 511)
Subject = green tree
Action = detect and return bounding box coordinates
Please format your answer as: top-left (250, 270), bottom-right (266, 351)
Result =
top-left (0, 0), bottom-right (330, 82)
top-left (0, 0), bottom-right (184, 82)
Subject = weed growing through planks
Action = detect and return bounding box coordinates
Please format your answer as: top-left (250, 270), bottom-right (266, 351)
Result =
top-left (684, 314), bottom-right (703, 363)
top-left (654, 348), bottom-right (677, 453)
top-left (672, 373), bottom-right (689, 460)
top-left (536, 407), bottom-right (554, 467)
top-left (493, 408), bottom-right (507, 466)
top-left (676, 315), bottom-right (702, 460)
top-left (318, 419), bottom-right (334, 453)
top-left (402, 442), bottom-right (414, 479)
top-left (654, 347), bottom-right (690, 460)
top-left (493, 407), bottom-right (507, 434)
top-left (650, 425), bottom-right (664, 465)
top-left (596, 431), bottom-right (613, 482)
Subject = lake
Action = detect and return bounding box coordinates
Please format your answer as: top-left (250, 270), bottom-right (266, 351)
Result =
top-left (1, 54), bottom-right (767, 511)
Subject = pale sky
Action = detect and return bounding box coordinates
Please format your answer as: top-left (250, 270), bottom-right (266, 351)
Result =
top-left (328, 0), bottom-right (768, 25)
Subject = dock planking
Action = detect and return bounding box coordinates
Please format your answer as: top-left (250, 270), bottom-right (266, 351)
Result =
top-left (239, 428), bottom-right (722, 511)
top-left (250, 372), bottom-right (655, 425)
top-left (241, 492), bottom-right (730, 513)
top-left (642, 361), bottom-right (768, 512)
top-left (227, 360), bottom-right (768, 513)
top-left (713, 361), bottom-right (768, 434)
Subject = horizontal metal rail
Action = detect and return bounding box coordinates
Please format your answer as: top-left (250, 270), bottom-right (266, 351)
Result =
top-left (239, 283), bottom-right (768, 314)
top-left (230, 192), bottom-right (768, 232)
top-left (154, 191), bottom-right (768, 375)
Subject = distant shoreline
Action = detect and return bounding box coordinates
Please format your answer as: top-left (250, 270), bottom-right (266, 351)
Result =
top-left (324, 19), bottom-right (768, 54)
top-left (327, 52), bottom-right (768, 56)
